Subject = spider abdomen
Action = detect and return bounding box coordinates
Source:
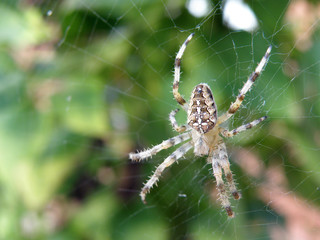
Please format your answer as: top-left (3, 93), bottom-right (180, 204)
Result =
top-left (187, 83), bottom-right (217, 133)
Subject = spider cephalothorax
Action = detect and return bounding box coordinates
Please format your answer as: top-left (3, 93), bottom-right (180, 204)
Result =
top-left (129, 33), bottom-right (271, 217)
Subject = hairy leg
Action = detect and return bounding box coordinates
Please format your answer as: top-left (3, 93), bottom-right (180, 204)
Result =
top-left (217, 46), bottom-right (271, 125)
top-left (169, 109), bottom-right (189, 132)
top-left (220, 116), bottom-right (267, 137)
top-left (209, 148), bottom-right (234, 218)
top-left (140, 142), bottom-right (193, 203)
top-left (173, 33), bottom-right (194, 111)
top-left (215, 141), bottom-right (241, 200)
top-left (129, 132), bottom-right (190, 161)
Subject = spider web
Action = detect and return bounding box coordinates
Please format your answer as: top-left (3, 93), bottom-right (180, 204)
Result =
top-left (2, 0), bottom-right (320, 239)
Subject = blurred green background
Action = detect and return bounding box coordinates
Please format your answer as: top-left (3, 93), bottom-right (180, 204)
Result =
top-left (1, 0), bottom-right (320, 239)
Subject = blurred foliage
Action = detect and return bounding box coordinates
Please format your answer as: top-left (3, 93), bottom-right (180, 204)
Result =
top-left (1, 0), bottom-right (320, 239)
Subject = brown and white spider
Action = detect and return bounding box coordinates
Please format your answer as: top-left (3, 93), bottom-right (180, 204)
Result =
top-left (129, 33), bottom-right (271, 218)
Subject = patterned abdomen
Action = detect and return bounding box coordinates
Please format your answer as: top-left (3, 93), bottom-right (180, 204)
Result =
top-left (187, 84), bottom-right (217, 133)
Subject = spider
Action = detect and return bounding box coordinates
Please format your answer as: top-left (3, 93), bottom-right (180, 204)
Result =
top-left (129, 33), bottom-right (271, 218)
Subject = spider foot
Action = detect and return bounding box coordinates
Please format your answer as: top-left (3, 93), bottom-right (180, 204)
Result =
top-left (225, 206), bottom-right (235, 218)
top-left (129, 152), bottom-right (140, 162)
top-left (140, 186), bottom-right (150, 204)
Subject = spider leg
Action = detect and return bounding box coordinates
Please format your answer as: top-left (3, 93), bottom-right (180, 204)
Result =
top-left (173, 33), bottom-right (194, 111)
top-left (215, 141), bottom-right (241, 201)
top-left (220, 116), bottom-right (267, 138)
top-left (129, 132), bottom-right (190, 162)
top-left (209, 149), bottom-right (234, 218)
top-left (169, 108), bottom-right (189, 133)
top-left (140, 142), bottom-right (193, 203)
top-left (217, 46), bottom-right (272, 125)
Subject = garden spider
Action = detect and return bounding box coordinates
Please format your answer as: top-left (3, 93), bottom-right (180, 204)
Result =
top-left (129, 33), bottom-right (271, 217)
